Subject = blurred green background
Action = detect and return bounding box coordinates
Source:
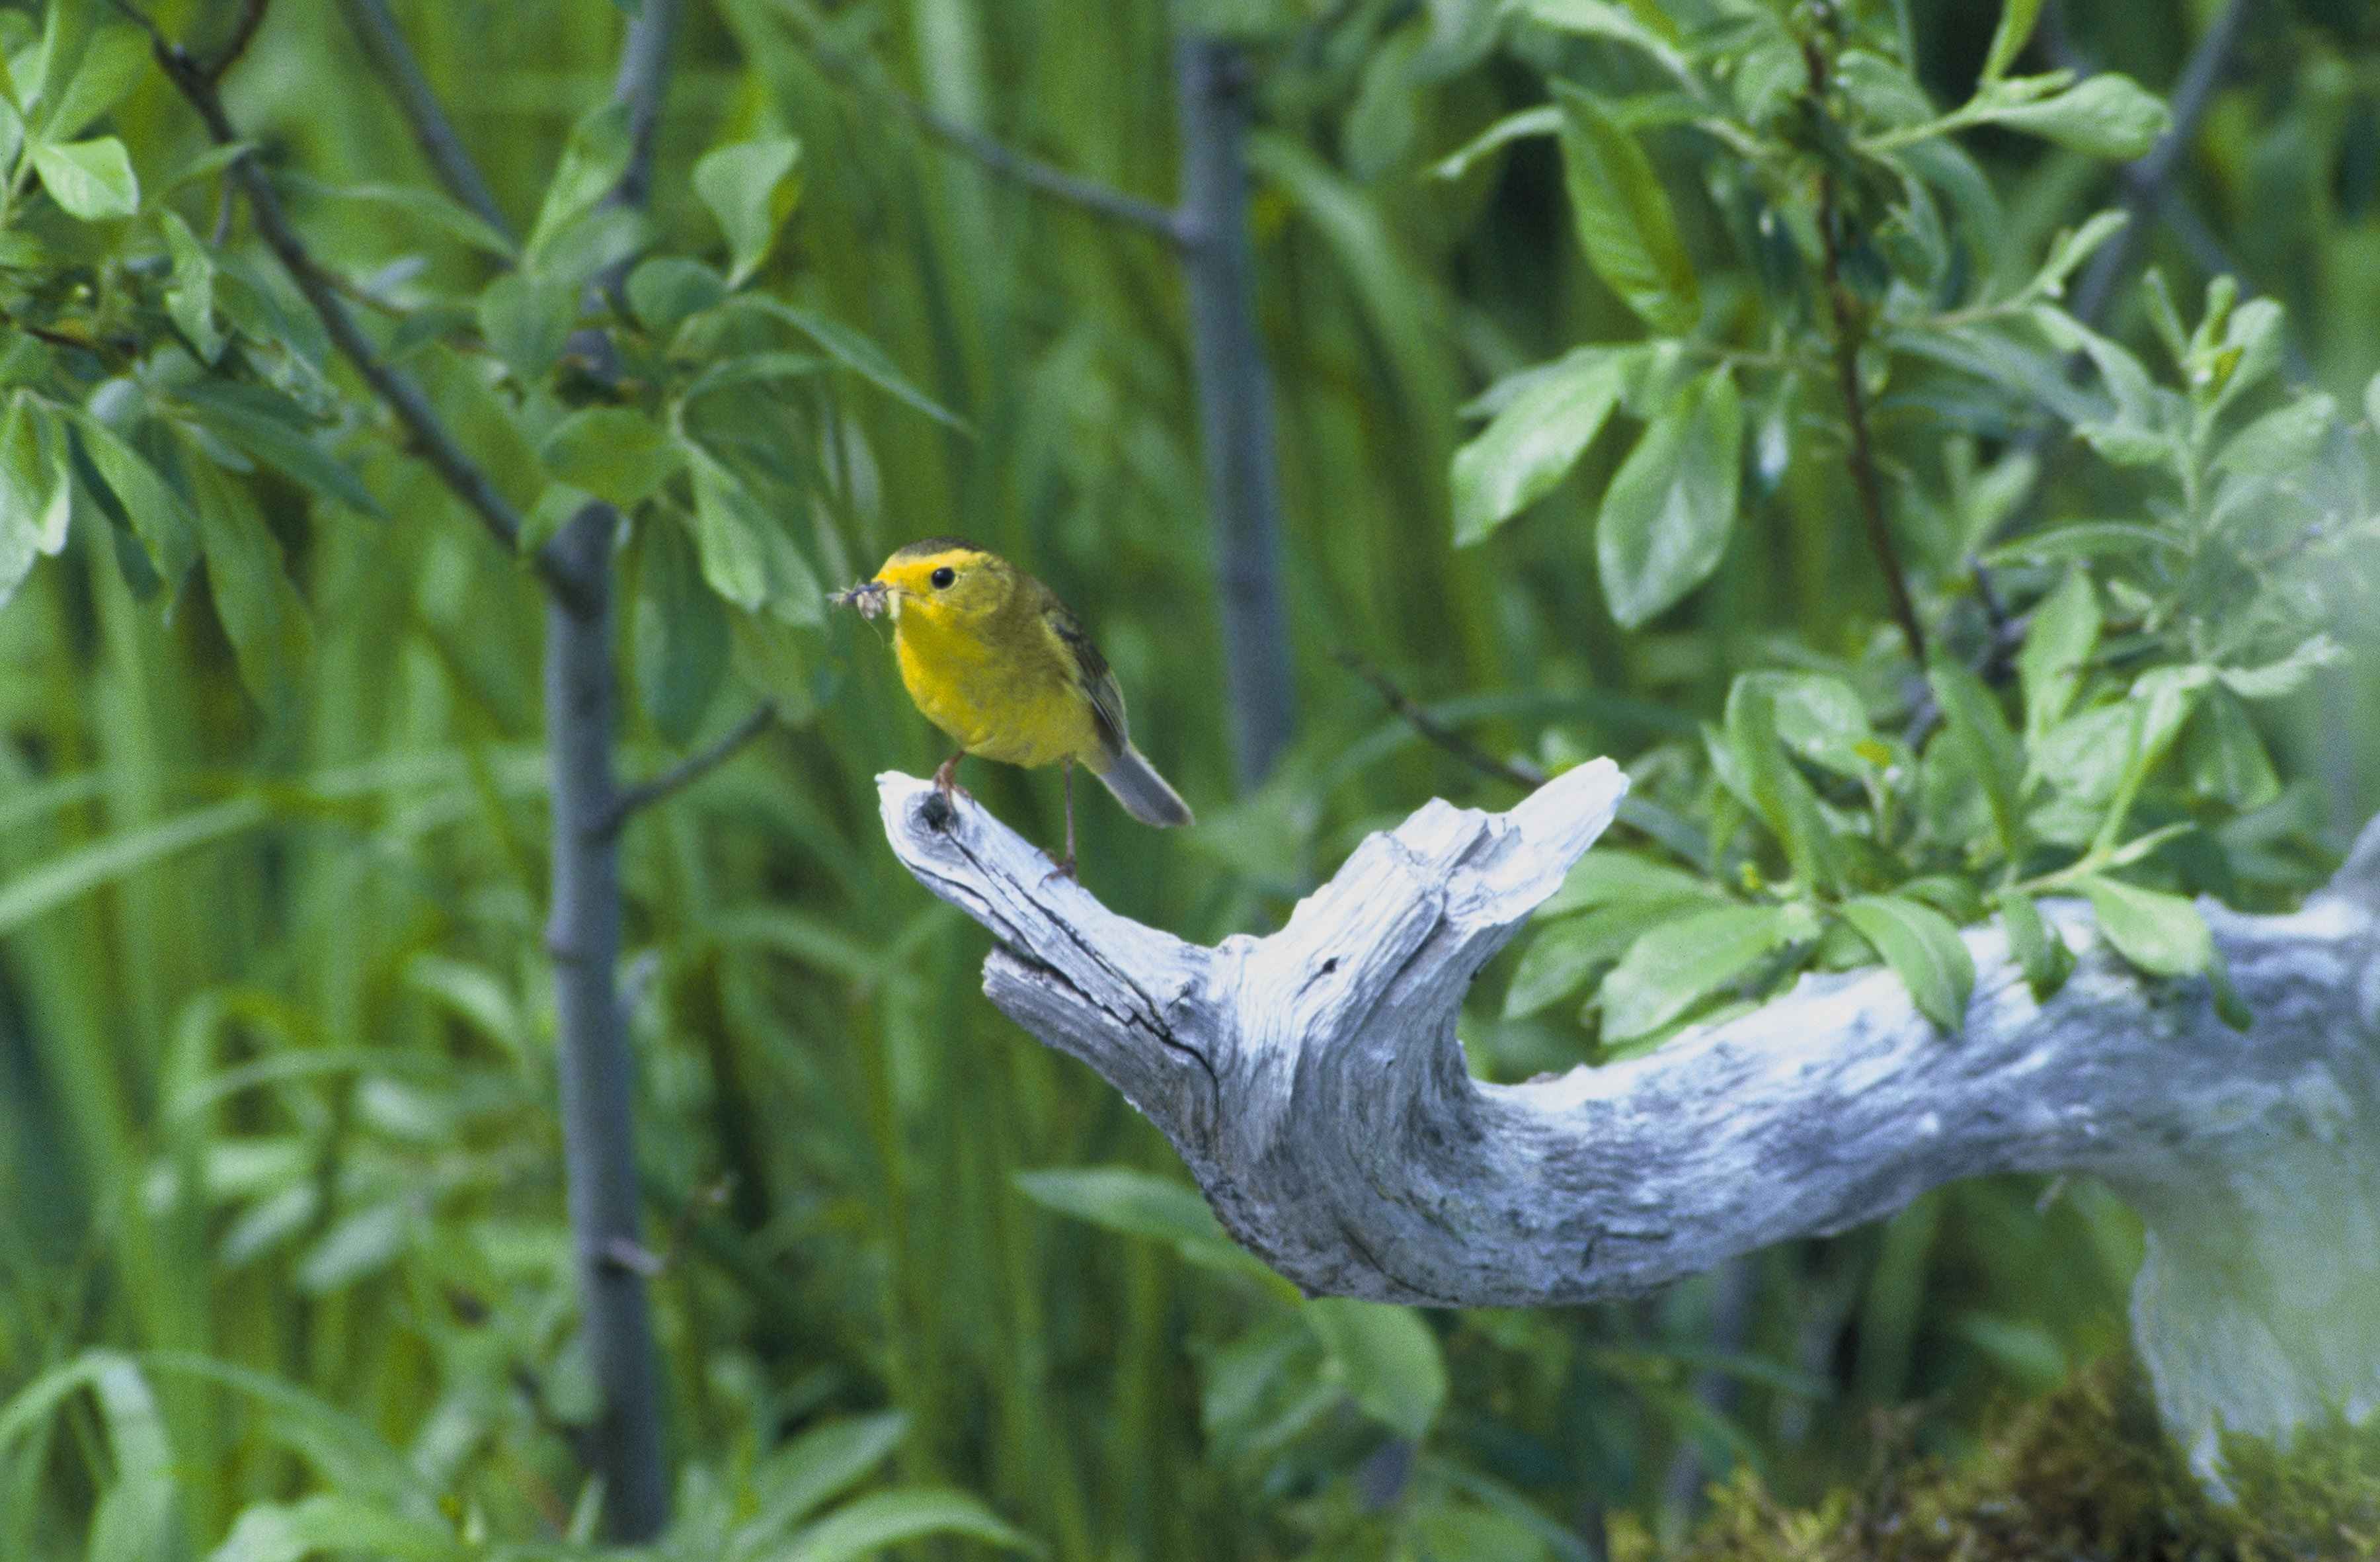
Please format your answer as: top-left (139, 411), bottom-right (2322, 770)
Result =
top-left (2, 0), bottom-right (2377, 1556)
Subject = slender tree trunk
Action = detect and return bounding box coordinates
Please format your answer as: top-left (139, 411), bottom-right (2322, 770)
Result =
top-left (1175, 36), bottom-right (1296, 790)
top-left (543, 509), bottom-right (670, 1540)
top-left (539, 1), bottom-right (681, 1538)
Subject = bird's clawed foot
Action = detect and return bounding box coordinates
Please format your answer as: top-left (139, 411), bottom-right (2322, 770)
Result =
top-left (931, 753), bottom-right (974, 804)
top-left (1039, 853), bottom-right (1079, 887)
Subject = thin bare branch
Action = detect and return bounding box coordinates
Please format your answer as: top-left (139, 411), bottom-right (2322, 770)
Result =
top-left (202, 0), bottom-right (270, 84)
top-left (598, 702), bottom-right (778, 837)
top-left (1808, 46), bottom-right (1926, 665)
top-left (792, 15), bottom-right (1185, 243)
top-left (1338, 649), bottom-right (1548, 792)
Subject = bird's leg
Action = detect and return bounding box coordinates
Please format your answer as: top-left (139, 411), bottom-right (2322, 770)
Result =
top-left (1042, 760), bottom-right (1079, 884)
top-left (932, 751), bottom-right (971, 803)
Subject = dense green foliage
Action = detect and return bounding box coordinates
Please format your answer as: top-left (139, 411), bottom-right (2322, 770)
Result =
top-left (2, 0), bottom-right (2377, 1557)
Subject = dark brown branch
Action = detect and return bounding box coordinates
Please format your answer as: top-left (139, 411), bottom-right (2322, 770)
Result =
top-left (597, 702), bottom-right (777, 837)
top-left (1807, 47), bottom-right (1926, 664)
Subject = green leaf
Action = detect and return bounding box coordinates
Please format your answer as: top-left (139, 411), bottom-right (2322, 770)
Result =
top-left (1981, 73), bottom-right (2170, 159)
top-left (1303, 1299), bottom-right (1447, 1440)
top-left (736, 1413), bottom-right (909, 1546)
top-left (695, 135), bottom-right (804, 286)
top-left (1839, 895), bottom-right (1975, 1032)
top-left (2181, 684), bottom-right (2280, 809)
top-left (738, 298), bottom-right (967, 431)
top-left (1431, 104), bottom-right (1559, 180)
top-left (1992, 891), bottom-right (2072, 1000)
top-left (634, 514), bottom-right (727, 747)
top-left (2214, 393), bottom-right (2335, 477)
top-left (687, 450), bottom-right (824, 624)
top-left (1720, 673), bottom-right (1843, 893)
top-left (2029, 210), bottom-right (2127, 301)
top-left (212, 1495), bottom-right (461, 1562)
top-left (477, 270), bottom-right (580, 384)
top-left (1766, 671), bottom-right (1874, 777)
top-left (1596, 369), bottom-right (1740, 628)
top-left (1505, 899), bottom-right (1701, 1018)
top-left (1599, 903), bottom-right (1800, 1041)
top-left (2215, 635), bottom-right (2342, 700)
top-left (68, 411), bottom-right (198, 585)
top-left (36, 21), bottom-right (143, 136)
top-left (159, 209), bottom-right (225, 364)
top-left (1541, 850), bottom-right (1721, 917)
top-left (526, 99), bottom-right (632, 265)
top-left (1344, 26), bottom-right (1420, 178)
top-left (1979, 0), bottom-right (2046, 83)
top-left (681, 350), bottom-right (830, 403)
top-left (774, 1489), bottom-right (1041, 1562)
top-left (30, 134), bottom-right (138, 218)
top-left (2016, 569), bottom-right (2099, 737)
top-left (283, 176), bottom-right (518, 259)
top-left (627, 255), bottom-right (727, 333)
top-left (1928, 658), bottom-right (2026, 855)
top-left (537, 407), bottom-right (679, 508)
top-left (2080, 874), bottom-right (2211, 978)
top-left (0, 395), bottom-right (69, 608)
top-left (1982, 520), bottom-right (2179, 567)
top-left (186, 458), bottom-right (312, 713)
top-left (1550, 82), bottom-right (1698, 333)
top-left (1013, 1167), bottom-right (1271, 1280)
top-left (1515, 0), bottom-right (1687, 75)
top-left (173, 380), bottom-right (387, 520)
top-left (1450, 349), bottom-right (1626, 545)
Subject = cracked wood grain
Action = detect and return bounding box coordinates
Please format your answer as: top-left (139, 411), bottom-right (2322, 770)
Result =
top-left (879, 762), bottom-right (2380, 1480)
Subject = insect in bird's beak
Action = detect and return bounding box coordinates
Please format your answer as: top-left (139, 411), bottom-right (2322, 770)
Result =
top-left (829, 578), bottom-right (892, 620)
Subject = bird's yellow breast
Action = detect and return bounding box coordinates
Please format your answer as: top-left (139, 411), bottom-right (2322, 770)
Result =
top-left (892, 601), bottom-right (1105, 770)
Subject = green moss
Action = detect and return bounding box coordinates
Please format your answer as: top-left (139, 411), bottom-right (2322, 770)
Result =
top-left (1651, 1364), bottom-right (2380, 1561)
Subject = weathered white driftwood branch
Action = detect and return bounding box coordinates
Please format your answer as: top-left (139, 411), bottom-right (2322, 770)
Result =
top-left (878, 762), bottom-right (2380, 1472)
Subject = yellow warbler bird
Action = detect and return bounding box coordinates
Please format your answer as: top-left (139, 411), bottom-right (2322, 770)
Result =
top-left (838, 538), bottom-right (1192, 878)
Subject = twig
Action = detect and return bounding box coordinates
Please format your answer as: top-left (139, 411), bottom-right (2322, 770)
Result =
top-left (2059, 0), bottom-right (2256, 331)
top-left (201, 0), bottom-right (269, 84)
top-left (597, 702), bottom-right (777, 837)
top-left (1807, 45), bottom-right (1926, 664)
top-left (1337, 649), bottom-right (1546, 791)
top-left (791, 13), bottom-right (1185, 243)
top-left (333, 0), bottom-right (516, 243)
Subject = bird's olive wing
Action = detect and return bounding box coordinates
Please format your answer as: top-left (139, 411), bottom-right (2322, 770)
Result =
top-left (1045, 601), bottom-right (1128, 755)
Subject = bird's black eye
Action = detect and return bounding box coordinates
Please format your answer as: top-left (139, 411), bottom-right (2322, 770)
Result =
top-left (930, 566), bottom-right (955, 589)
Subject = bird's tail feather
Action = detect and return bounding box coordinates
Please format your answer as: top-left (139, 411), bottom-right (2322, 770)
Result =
top-left (1096, 745), bottom-right (1193, 827)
